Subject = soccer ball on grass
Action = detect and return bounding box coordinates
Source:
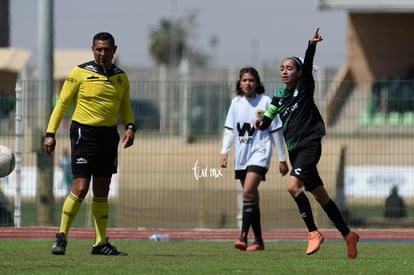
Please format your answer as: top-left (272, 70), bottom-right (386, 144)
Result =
top-left (0, 145), bottom-right (15, 178)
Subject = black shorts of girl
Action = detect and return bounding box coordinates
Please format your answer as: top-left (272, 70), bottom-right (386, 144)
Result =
top-left (288, 139), bottom-right (324, 192)
top-left (70, 121), bottom-right (120, 179)
top-left (235, 165), bottom-right (268, 181)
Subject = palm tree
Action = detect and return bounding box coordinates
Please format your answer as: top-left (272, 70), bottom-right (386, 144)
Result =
top-left (149, 18), bottom-right (187, 66)
top-left (148, 17), bottom-right (208, 67)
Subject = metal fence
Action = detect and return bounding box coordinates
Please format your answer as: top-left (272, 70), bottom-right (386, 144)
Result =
top-left (0, 78), bottom-right (414, 229)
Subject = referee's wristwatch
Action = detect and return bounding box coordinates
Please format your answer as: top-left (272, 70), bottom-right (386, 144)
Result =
top-left (126, 124), bottom-right (136, 133)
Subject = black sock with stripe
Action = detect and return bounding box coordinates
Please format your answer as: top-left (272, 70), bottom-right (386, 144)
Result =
top-left (294, 192), bottom-right (318, 232)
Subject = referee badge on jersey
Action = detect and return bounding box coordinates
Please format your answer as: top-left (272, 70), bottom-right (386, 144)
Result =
top-left (256, 109), bottom-right (264, 118)
top-left (117, 76), bottom-right (122, 85)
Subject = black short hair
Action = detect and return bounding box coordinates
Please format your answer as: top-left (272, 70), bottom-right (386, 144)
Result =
top-left (92, 32), bottom-right (116, 47)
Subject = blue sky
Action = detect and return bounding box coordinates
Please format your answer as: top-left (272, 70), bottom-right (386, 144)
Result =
top-left (10, 0), bottom-right (347, 68)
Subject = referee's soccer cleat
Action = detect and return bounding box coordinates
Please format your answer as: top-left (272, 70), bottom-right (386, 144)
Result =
top-left (91, 239), bottom-right (128, 256)
top-left (51, 232), bottom-right (67, 255)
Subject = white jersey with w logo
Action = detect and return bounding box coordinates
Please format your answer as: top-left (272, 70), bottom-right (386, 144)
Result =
top-left (221, 93), bottom-right (284, 171)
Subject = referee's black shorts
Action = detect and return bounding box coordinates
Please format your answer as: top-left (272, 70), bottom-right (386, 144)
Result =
top-left (70, 121), bottom-right (120, 179)
top-left (288, 139), bottom-right (324, 191)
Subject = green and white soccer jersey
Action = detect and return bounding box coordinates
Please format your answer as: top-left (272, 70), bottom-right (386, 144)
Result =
top-left (264, 43), bottom-right (326, 152)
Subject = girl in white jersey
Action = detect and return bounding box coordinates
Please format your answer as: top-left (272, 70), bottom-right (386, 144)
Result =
top-left (220, 67), bottom-right (288, 251)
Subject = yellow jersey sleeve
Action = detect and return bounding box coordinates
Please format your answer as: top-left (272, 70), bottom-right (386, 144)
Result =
top-left (46, 69), bottom-right (81, 134)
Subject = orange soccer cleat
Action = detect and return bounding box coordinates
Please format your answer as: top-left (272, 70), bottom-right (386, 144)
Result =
top-left (246, 242), bottom-right (264, 251)
top-left (306, 230), bottom-right (324, 255)
top-left (345, 231), bottom-right (360, 259)
top-left (234, 239), bottom-right (247, 251)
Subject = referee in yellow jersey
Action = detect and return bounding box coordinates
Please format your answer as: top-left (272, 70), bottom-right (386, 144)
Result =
top-left (43, 32), bottom-right (135, 256)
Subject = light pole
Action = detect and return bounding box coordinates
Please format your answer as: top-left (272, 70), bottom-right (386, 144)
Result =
top-left (36, 0), bottom-right (54, 226)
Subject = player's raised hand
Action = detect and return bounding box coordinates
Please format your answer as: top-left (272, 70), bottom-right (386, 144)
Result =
top-left (310, 27), bottom-right (323, 45)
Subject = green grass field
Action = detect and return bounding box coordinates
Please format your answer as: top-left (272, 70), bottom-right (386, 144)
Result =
top-left (0, 240), bottom-right (413, 274)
